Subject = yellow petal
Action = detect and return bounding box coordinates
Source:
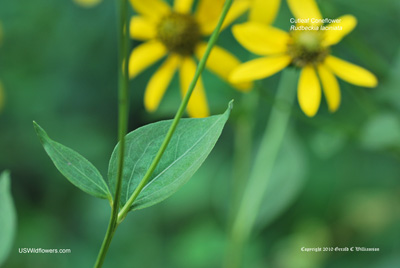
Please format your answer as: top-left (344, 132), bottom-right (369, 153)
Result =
top-left (145, 55), bottom-right (180, 112)
top-left (229, 55), bottom-right (291, 83)
top-left (195, 43), bottom-right (252, 91)
top-left (250, 0), bottom-right (281, 25)
top-left (73, 0), bottom-right (101, 8)
top-left (129, 0), bottom-right (170, 22)
top-left (324, 56), bottom-right (378, 87)
top-left (195, 0), bottom-right (223, 33)
top-left (318, 64), bottom-right (341, 112)
top-left (287, 0), bottom-right (322, 24)
top-left (197, 0), bottom-right (250, 35)
top-left (129, 40), bottom-right (167, 78)
top-left (232, 22), bottom-right (289, 56)
top-left (130, 16), bottom-right (157, 40)
top-left (298, 65), bottom-right (321, 117)
top-left (322, 15), bottom-right (357, 47)
top-left (174, 0), bottom-right (194, 14)
top-left (179, 57), bottom-right (209, 118)
top-left (220, 0), bottom-right (251, 32)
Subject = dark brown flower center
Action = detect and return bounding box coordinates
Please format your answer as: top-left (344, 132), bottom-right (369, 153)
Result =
top-left (287, 31), bottom-right (329, 67)
top-left (156, 12), bottom-right (201, 56)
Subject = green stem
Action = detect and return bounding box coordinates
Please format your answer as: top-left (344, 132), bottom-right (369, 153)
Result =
top-left (225, 69), bottom-right (298, 268)
top-left (94, 0), bottom-right (130, 267)
top-left (117, 0), bottom-right (234, 223)
top-left (231, 90), bottom-right (257, 213)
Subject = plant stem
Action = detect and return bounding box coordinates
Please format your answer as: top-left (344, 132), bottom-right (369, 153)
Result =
top-left (117, 0), bottom-right (234, 223)
top-left (231, 90), bottom-right (257, 213)
top-left (94, 0), bottom-right (130, 267)
top-left (225, 69), bottom-right (298, 268)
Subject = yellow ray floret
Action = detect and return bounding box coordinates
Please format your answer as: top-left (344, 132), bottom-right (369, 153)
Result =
top-left (325, 56), bottom-right (378, 88)
top-left (145, 55), bottom-right (181, 112)
top-left (287, 0), bottom-right (322, 24)
top-left (322, 15), bottom-right (357, 47)
top-left (298, 65), bottom-right (321, 117)
top-left (174, 0), bottom-right (194, 14)
top-left (129, 17), bottom-right (157, 40)
top-left (129, 40), bottom-right (167, 78)
top-left (317, 64), bottom-right (341, 112)
top-left (232, 22), bottom-right (289, 55)
top-left (130, 0), bottom-right (170, 22)
top-left (179, 57), bottom-right (209, 118)
top-left (250, 0), bottom-right (281, 25)
top-left (229, 55), bottom-right (292, 83)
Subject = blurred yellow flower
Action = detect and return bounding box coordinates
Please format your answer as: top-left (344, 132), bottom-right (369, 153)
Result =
top-left (73, 0), bottom-right (102, 8)
top-left (230, 0), bottom-right (378, 117)
top-left (129, 0), bottom-right (251, 118)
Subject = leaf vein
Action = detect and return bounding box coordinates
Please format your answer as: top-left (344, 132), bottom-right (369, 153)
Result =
top-left (141, 116), bottom-right (223, 192)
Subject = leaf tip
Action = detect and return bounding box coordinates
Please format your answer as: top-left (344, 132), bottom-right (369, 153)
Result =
top-left (32, 121), bottom-right (40, 132)
top-left (228, 99), bottom-right (234, 110)
top-left (225, 100), bottom-right (234, 117)
top-left (32, 121), bottom-right (49, 144)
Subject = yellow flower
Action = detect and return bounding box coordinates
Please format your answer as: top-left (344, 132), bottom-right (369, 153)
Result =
top-left (73, 0), bottom-right (102, 8)
top-left (229, 0), bottom-right (378, 117)
top-left (129, 0), bottom-right (251, 118)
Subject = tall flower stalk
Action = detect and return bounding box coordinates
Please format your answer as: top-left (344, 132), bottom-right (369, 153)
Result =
top-left (93, 0), bottom-right (130, 266)
top-left (95, 0), bottom-right (234, 266)
top-left (226, 69), bottom-right (298, 268)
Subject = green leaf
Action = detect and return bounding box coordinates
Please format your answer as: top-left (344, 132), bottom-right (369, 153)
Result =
top-left (33, 122), bottom-right (111, 200)
top-left (109, 102), bottom-right (233, 211)
top-left (0, 171), bottom-right (16, 267)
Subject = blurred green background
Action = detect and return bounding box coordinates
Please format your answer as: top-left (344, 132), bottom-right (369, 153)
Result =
top-left (0, 0), bottom-right (399, 267)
